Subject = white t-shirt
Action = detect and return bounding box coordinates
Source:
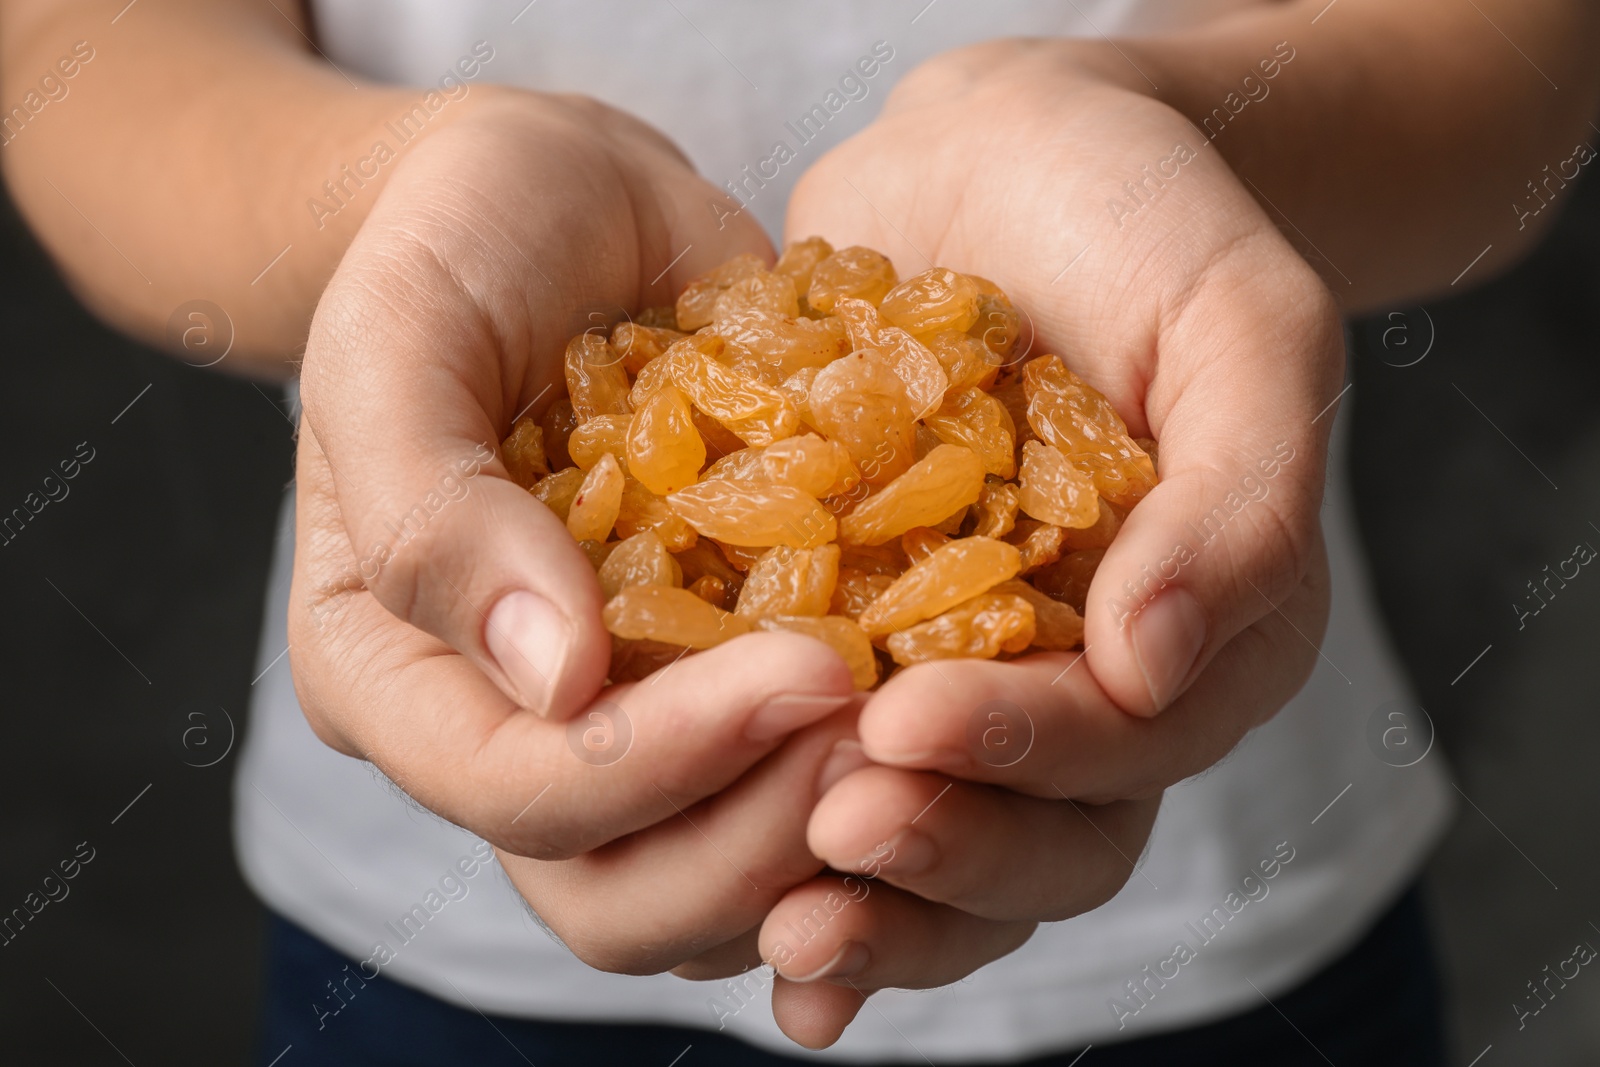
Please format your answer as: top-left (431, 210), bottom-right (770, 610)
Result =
top-left (237, 2), bottom-right (1454, 1060)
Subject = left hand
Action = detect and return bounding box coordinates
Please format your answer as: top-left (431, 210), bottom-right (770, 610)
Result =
top-left (762, 39), bottom-right (1341, 1047)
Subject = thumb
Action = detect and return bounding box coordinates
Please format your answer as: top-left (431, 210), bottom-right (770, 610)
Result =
top-left (1082, 243), bottom-right (1342, 717)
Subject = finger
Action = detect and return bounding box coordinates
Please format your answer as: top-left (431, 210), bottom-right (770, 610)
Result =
top-left (807, 766), bottom-right (1160, 921)
top-left (760, 877), bottom-right (1035, 1048)
top-left (298, 105), bottom-right (769, 722)
top-left (496, 710), bottom-right (861, 976)
top-left (852, 532), bottom-right (1326, 802)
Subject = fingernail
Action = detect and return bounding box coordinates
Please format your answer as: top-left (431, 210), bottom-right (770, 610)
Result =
top-left (485, 591), bottom-right (573, 717)
top-left (787, 941), bottom-right (870, 984)
top-left (815, 739), bottom-right (872, 796)
top-left (1130, 586), bottom-right (1206, 714)
top-left (747, 692), bottom-right (853, 742)
top-left (867, 827), bottom-right (937, 878)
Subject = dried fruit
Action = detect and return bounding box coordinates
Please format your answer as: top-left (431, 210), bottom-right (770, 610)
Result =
top-left (880, 267), bottom-right (982, 337)
top-left (755, 615), bottom-right (879, 689)
top-left (615, 477), bottom-right (697, 550)
top-left (971, 481), bottom-right (1020, 538)
top-left (774, 236), bottom-right (834, 301)
top-left (671, 339), bottom-right (799, 446)
top-left (709, 309), bottom-right (847, 375)
top-left (627, 384), bottom-right (703, 495)
top-left (923, 387), bottom-right (1016, 478)
top-left (839, 444), bottom-right (986, 546)
top-left (713, 270), bottom-right (800, 321)
top-left (500, 416), bottom-right (549, 489)
top-left (761, 434), bottom-right (856, 498)
top-left (612, 321), bottom-right (685, 376)
top-left (1023, 355), bottom-right (1156, 507)
top-left (529, 241), bottom-right (1153, 680)
top-left (676, 252), bottom-right (765, 331)
top-left (808, 351), bottom-right (918, 486)
top-left (566, 452), bottom-right (624, 542)
top-left (531, 466), bottom-right (586, 521)
top-left (687, 574), bottom-right (732, 609)
top-left (1018, 440), bottom-right (1099, 529)
top-left (667, 480), bottom-right (835, 548)
top-left (967, 276), bottom-right (1022, 361)
top-left (830, 566), bottom-right (897, 619)
top-left (857, 536), bottom-right (1021, 637)
top-left (808, 245), bottom-right (897, 313)
top-left (568, 413), bottom-right (633, 471)
top-left (597, 530), bottom-right (683, 599)
top-left (602, 585), bottom-right (750, 649)
top-left (735, 545), bottom-right (840, 617)
top-left (564, 333), bottom-right (632, 421)
top-left (885, 592), bottom-right (1035, 666)
top-left (832, 298), bottom-right (950, 418)
top-left (995, 579), bottom-right (1084, 651)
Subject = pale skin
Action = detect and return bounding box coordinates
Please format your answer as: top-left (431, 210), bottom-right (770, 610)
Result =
top-left (5, 0), bottom-right (1598, 1051)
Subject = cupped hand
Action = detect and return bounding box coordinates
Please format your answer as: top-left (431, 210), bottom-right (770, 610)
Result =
top-left (289, 91), bottom-right (856, 972)
top-left (768, 40), bottom-right (1342, 1046)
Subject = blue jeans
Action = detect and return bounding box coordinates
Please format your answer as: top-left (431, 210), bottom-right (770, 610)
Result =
top-left (259, 886), bottom-right (1446, 1066)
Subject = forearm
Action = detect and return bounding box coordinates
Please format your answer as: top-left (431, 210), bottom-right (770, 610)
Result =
top-left (1074, 0), bottom-right (1600, 311)
top-left (1, 0), bottom-right (497, 374)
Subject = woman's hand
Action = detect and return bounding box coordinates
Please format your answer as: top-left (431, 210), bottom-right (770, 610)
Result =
top-left (766, 40), bottom-right (1341, 1047)
top-left (289, 91), bottom-right (856, 973)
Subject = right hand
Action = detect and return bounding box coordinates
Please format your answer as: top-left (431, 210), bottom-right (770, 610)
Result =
top-left (290, 91), bottom-right (856, 971)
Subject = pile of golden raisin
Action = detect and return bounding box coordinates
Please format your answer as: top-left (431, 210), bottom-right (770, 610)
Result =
top-left (499, 239), bottom-right (1158, 689)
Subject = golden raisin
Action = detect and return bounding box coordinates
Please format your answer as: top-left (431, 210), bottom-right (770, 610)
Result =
top-left (839, 444), bottom-right (986, 546)
top-left (885, 592), bottom-right (1036, 666)
top-left (1018, 440), bottom-right (1100, 529)
top-left (564, 333), bottom-right (632, 421)
top-left (627, 383), bottom-right (704, 495)
top-left (808, 245), bottom-right (898, 313)
top-left (612, 321), bottom-right (685, 377)
top-left (675, 252), bottom-right (766, 331)
top-left (761, 434), bottom-right (856, 498)
top-left (668, 480), bottom-right (836, 548)
top-left (971, 480), bottom-right (1021, 539)
top-left (832, 297), bottom-right (950, 418)
top-left (924, 386), bottom-right (1016, 478)
top-left (966, 276), bottom-right (1022, 362)
top-left (925, 330), bottom-right (1000, 392)
top-left (1023, 355), bottom-right (1156, 507)
top-left (568, 413), bottom-right (633, 471)
top-left (713, 270), bottom-right (800, 321)
top-left (670, 338), bottom-right (799, 447)
top-left (773, 236), bottom-right (834, 303)
top-left (602, 585), bottom-right (750, 649)
top-left (709, 309), bottom-right (847, 375)
top-left (879, 267), bottom-right (982, 337)
top-left (994, 579), bottom-right (1084, 651)
top-left (901, 526), bottom-right (950, 563)
top-left (566, 452), bottom-right (625, 542)
top-left (635, 306), bottom-right (680, 330)
top-left (615, 477), bottom-right (698, 550)
top-left (500, 416), bottom-right (549, 489)
top-left (531, 466), bottom-right (586, 522)
top-left (597, 530), bottom-right (683, 599)
top-left (808, 351), bottom-right (917, 487)
top-left (735, 544), bottom-right (840, 617)
top-left (1009, 519), bottom-right (1069, 573)
top-left (672, 540), bottom-right (745, 589)
top-left (687, 574), bottom-right (732, 610)
top-left (755, 615), bottom-right (879, 689)
top-left (830, 566), bottom-right (897, 619)
top-left (857, 536), bottom-right (1021, 637)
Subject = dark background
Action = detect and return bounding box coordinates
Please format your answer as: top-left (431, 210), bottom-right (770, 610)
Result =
top-left (1, 169), bottom-right (1597, 1063)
